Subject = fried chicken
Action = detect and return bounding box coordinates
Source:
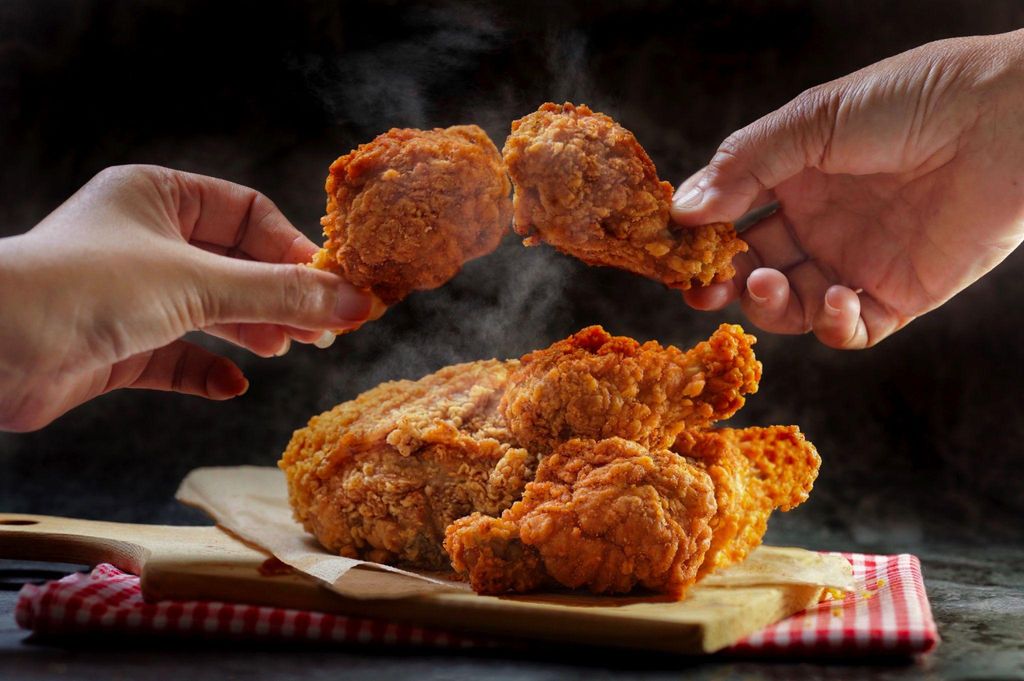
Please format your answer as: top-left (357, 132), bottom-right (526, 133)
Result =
top-left (281, 323), bottom-right (822, 599)
top-left (500, 324), bottom-right (761, 453)
top-left (673, 426), bottom-right (821, 578)
top-left (445, 437), bottom-right (716, 597)
top-left (502, 102), bottom-right (747, 289)
top-left (311, 124), bottom-right (512, 305)
top-left (279, 359), bottom-right (535, 570)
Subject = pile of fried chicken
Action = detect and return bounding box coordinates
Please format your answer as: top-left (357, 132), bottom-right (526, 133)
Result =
top-left (280, 325), bottom-right (820, 598)
top-left (282, 102), bottom-right (817, 599)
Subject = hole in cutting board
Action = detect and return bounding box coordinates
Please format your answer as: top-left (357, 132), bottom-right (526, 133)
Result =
top-left (0, 519), bottom-right (38, 525)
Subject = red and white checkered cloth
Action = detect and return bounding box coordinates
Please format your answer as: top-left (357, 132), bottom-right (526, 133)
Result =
top-left (729, 552), bottom-right (939, 655)
top-left (14, 552), bottom-right (938, 656)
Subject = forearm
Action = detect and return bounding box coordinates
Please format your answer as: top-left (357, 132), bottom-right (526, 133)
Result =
top-left (0, 236), bottom-right (35, 370)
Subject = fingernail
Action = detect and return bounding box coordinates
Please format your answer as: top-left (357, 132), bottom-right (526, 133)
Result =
top-left (673, 184), bottom-right (703, 210)
top-left (274, 337), bottom-right (291, 357)
top-left (314, 331), bottom-right (336, 349)
top-left (748, 289), bottom-right (767, 304)
top-left (208, 361), bottom-right (248, 399)
top-left (824, 290), bottom-right (842, 316)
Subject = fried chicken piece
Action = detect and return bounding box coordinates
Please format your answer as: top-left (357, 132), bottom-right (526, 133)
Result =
top-left (673, 426), bottom-right (821, 578)
top-left (502, 102), bottom-right (747, 289)
top-left (500, 324), bottom-right (761, 453)
top-left (312, 125), bottom-right (512, 305)
top-left (279, 359), bottom-right (535, 570)
top-left (445, 437), bottom-right (717, 597)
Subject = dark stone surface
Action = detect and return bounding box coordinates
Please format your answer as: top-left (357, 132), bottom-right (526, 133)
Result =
top-left (1, 1), bottom-right (1022, 678)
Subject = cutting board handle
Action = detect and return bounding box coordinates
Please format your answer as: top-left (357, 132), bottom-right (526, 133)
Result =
top-left (0, 513), bottom-right (157, 574)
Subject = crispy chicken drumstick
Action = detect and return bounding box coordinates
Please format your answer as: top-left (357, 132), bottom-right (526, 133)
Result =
top-left (501, 324), bottom-right (761, 453)
top-left (445, 437), bottom-right (717, 597)
top-left (312, 125), bottom-right (512, 306)
top-left (503, 103), bottom-right (747, 289)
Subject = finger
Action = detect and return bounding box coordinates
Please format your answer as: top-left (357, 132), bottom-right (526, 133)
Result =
top-left (672, 168), bottom-right (777, 230)
top-left (740, 211), bottom-right (808, 271)
top-left (107, 340), bottom-right (248, 400)
top-left (682, 282), bottom-right (735, 311)
top-left (205, 323), bottom-right (325, 346)
top-left (740, 268), bottom-right (806, 334)
top-left (200, 257), bottom-right (375, 332)
top-left (285, 326), bottom-right (331, 344)
top-left (812, 285), bottom-right (870, 350)
top-left (203, 323), bottom-right (293, 357)
top-left (858, 294), bottom-right (913, 349)
top-left (173, 172), bottom-right (319, 265)
top-left (670, 85), bottom-right (837, 225)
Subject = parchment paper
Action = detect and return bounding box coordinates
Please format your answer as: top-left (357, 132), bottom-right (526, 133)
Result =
top-left (176, 466), bottom-right (854, 601)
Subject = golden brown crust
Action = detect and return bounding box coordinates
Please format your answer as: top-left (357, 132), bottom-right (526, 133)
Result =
top-left (443, 514), bottom-right (549, 594)
top-left (503, 103), bottom-right (746, 289)
top-left (674, 426), bottom-right (822, 578)
top-left (445, 437), bottom-right (716, 597)
top-left (500, 324), bottom-right (761, 453)
top-left (281, 323), bottom-right (822, 596)
top-left (313, 125), bottom-right (512, 304)
top-left (278, 359), bottom-right (535, 569)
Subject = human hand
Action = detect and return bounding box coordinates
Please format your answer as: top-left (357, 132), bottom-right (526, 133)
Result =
top-left (0, 165), bottom-right (374, 431)
top-left (671, 30), bottom-right (1024, 348)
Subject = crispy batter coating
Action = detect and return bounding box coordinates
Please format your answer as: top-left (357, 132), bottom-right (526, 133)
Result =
top-left (500, 324), bottom-right (761, 453)
top-left (312, 125), bottom-right (512, 304)
top-left (279, 359), bottom-right (535, 570)
top-left (445, 437), bottom-right (716, 597)
top-left (281, 323), bottom-right (822, 596)
top-left (674, 426), bottom-right (822, 578)
top-left (503, 103), bottom-right (747, 289)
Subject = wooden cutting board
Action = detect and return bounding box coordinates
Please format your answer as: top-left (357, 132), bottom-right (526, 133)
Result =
top-left (0, 512), bottom-right (845, 654)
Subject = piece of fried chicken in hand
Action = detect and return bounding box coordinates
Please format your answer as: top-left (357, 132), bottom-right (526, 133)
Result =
top-left (501, 324), bottom-right (761, 453)
top-left (503, 102), bottom-right (747, 289)
top-left (312, 125), bottom-right (512, 307)
top-left (279, 359), bottom-right (534, 570)
top-left (674, 426), bottom-right (821, 578)
top-left (445, 437), bottom-right (717, 597)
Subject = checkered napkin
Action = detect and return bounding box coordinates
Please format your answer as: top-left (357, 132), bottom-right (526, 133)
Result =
top-left (729, 553), bottom-right (939, 655)
top-left (14, 553), bottom-right (938, 656)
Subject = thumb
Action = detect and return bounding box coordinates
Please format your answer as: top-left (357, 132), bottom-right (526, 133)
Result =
top-left (670, 85), bottom-right (836, 225)
top-left (203, 258), bottom-right (377, 332)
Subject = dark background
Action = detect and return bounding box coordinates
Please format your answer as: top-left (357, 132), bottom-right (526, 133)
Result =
top-left (1, 1), bottom-right (1022, 679)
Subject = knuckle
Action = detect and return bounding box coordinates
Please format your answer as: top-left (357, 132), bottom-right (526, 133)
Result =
top-left (707, 132), bottom-right (750, 181)
top-left (281, 265), bottom-right (331, 318)
top-left (788, 84), bottom-right (841, 162)
top-left (89, 164), bottom-right (176, 202)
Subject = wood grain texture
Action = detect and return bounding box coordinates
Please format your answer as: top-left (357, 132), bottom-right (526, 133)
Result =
top-left (0, 513), bottom-right (836, 653)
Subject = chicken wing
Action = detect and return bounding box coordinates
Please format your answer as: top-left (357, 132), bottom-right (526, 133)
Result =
top-left (501, 323), bottom-right (761, 452)
top-left (445, 437), bottom-right (716, 597)
top-left (674, 426), bottom-right (822, 577)
top-left (502, 102), bottom-right (746, 289)
top-left (279, 359), bottom-right (534, 570)
top-left (312, 125), bottom-right (512, 305)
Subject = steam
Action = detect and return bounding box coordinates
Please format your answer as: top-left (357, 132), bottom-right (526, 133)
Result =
top-left (290, 6), bottom-right (506, 132)
top-left (320, 239), bottom-right (574, 405)
top-left (545, 27), bottom-right (594, 106)
top-left (285, 5), bottom-right (595, 403)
